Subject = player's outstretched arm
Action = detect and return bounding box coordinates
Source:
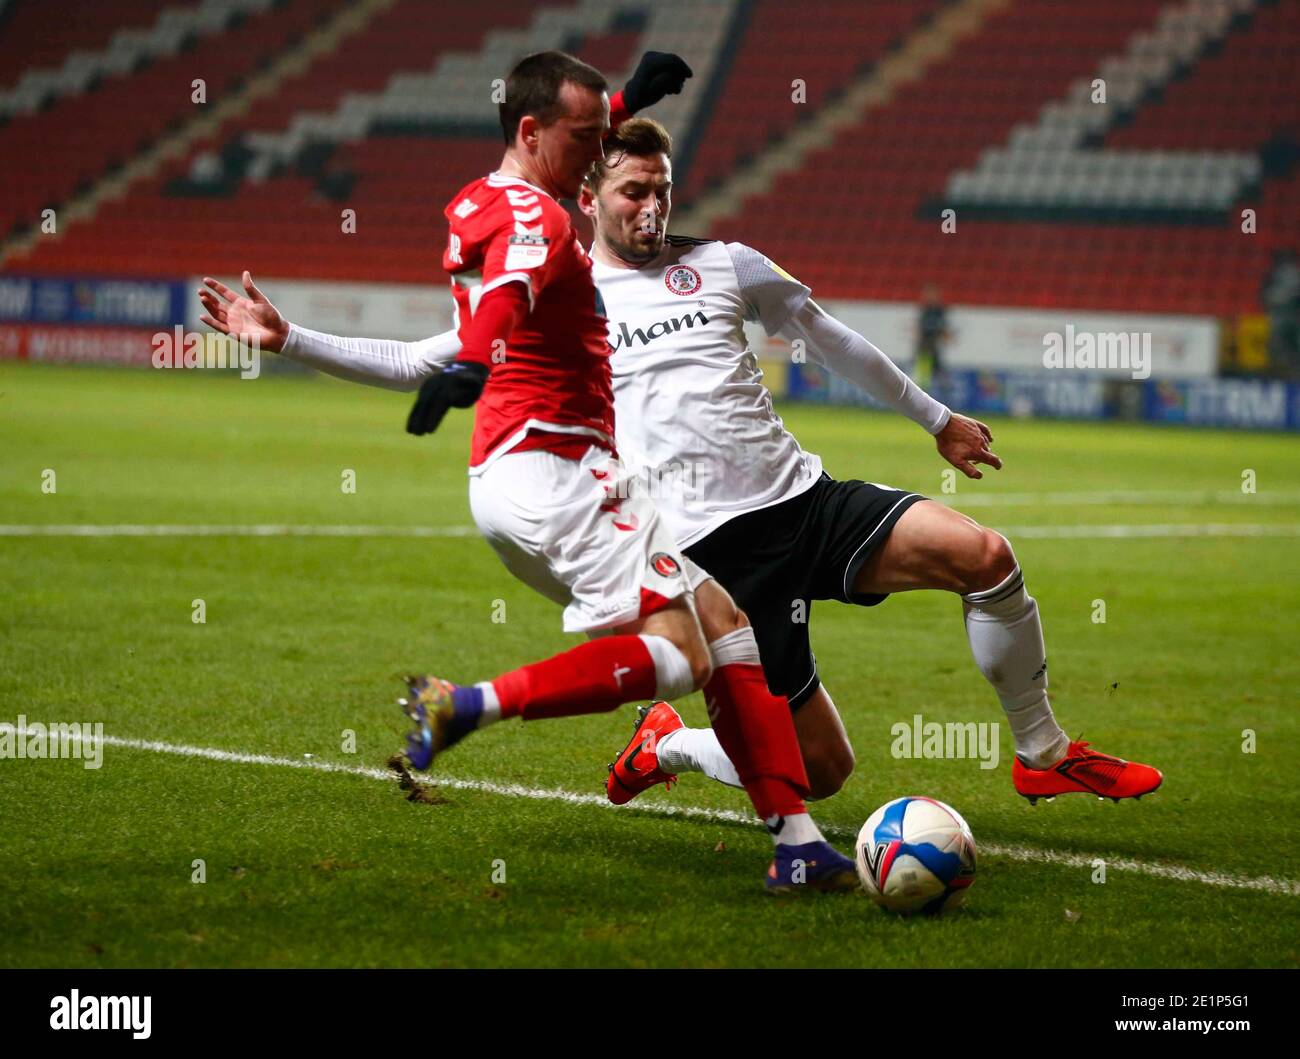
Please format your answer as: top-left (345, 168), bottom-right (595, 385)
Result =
top-left (777, 297), bottom-right (948, 430)
top-left (778, 298), bottom-right (1001, 479)
top-left (730, 241), bottom-right (951, 435)
top-left (198, 272), bottom-right (458, 391)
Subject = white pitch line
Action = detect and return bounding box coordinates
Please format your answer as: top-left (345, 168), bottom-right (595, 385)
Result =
top-left (996, 523), bottom-right (1300, 539)
top-left (4, 523), bottom-right (1300, 540)
top-left (942, 489), bottom-right (1300, 507)
top-left (23, 729), bottom-right (1299, 898)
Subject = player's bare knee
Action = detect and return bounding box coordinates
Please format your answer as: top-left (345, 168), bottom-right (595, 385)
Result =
top-left (957, 528), bottom-right (1016, 594)
top-left (804, 739), bottom-right (855, 799)
top-left (640, 602), bottom-right (714, 692)
top-left (806, 759), bottom-right (848, 800)
top-left (681, 630), bottom-right (714, 689)
top-left (670, 626), bottom-right (712, 691)
top-left (695, 579), bottom-right (748, 642)
top-left (827, 739), bottom-right (856, 794)
top-left (977, 529), bottom-right (1017, 588)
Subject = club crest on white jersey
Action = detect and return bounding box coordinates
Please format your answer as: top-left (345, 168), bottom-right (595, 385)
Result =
top-left (592, 236), bottom-right (823, 548)
top-left (665, 264), bottom-right (702, 296)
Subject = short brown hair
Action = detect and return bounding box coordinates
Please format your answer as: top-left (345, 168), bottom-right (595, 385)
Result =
top-left (499, 51), bottom-right (608, 146)
top-left (586, 117), bottom-right (674, 191)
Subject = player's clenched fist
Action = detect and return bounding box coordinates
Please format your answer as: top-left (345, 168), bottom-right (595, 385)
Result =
top-left (406, 361), bottom-right (490, 437)
top-left (620, 51), bottom-right (693, 113)
top-left (197, 271), bottom-right (289, 353)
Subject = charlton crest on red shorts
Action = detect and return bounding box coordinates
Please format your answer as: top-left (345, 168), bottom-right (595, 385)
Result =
top-left (651, 552), bottom-right (681, 578)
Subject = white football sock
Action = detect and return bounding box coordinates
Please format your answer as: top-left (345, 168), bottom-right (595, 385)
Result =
top-left (638, 634), bottom-right (696, 700)
top-left (477, 682), bottom-right (501, 727)
top-left (962, 566), bottom-right (1069, 769)
top-left (765, 811), bottom-right (823, 846)
top-left (654, 726), bottom-right (743, 788)
top-left (655, 729), bottom-right (821, 847)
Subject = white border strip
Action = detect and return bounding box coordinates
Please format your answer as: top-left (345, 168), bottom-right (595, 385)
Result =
top-left (27, 730), bottom-right (1298, 898)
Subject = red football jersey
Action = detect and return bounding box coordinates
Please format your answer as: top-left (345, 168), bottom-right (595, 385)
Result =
top-left (443, 172), bottom-right (615, 468)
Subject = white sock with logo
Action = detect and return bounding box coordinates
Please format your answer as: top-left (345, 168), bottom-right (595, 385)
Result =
top-left (962, 566), bottom-right (1069, 769)
top-left (765, 812), bottom-right (823, 846)
top-left (655, 727), bottom-right (742, 788)
top-left (656, 730), bottom-right (822, 847)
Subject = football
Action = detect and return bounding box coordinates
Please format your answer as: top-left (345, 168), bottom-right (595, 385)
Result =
top-left (856, 796), bottom-right (978, 915)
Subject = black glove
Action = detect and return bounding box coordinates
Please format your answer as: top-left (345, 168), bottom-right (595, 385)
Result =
top-left (406, 360), bottom-right (489, 437)
top-left (621, 51), bottom-right (693, 114)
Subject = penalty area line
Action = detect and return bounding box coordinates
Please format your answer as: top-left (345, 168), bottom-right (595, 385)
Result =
top-left (35, 729), bottom-right (1300, 898)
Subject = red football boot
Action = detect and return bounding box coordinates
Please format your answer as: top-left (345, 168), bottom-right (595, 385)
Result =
top-left (1013, 738), bottom-right (1163, 804)
top-left (605, 701), bottom-right (684, 805)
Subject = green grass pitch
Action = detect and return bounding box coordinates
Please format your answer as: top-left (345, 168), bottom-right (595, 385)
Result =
top-left (1, 362), bottom-right (1297, 968)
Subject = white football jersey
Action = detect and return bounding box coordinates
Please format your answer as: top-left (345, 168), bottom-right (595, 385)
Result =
top-left (593, 236), bottom-right (823, 549)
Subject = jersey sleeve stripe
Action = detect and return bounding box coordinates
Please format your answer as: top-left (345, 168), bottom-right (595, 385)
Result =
top-left (473, 271), bottom-right (534, 314)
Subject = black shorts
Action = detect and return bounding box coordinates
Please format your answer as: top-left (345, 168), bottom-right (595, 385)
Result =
top-left (684, 474), bottom-right (925, 711)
